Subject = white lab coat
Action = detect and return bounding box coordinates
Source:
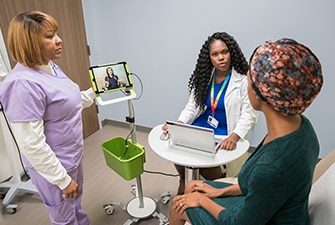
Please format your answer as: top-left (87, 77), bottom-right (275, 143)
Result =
top-left (178, 68), bottom-right (257, 140)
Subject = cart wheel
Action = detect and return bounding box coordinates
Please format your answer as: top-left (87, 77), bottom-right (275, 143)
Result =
top-left (162, 196), bottom-right (170, 204)
top-left (131, 184), bottom-right (137, 196)
top-left (104, 205), bottom-right (114, 215)
top-left (6, 206), bottom-right (17, 214)
top-left (160, 221), bottom-right (170, 225)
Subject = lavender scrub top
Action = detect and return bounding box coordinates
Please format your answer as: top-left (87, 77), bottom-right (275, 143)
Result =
top-left (0, 63), bottom-right (83, 171)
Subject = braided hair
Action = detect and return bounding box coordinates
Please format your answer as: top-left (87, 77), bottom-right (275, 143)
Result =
top-left (188, 32), bottom-right (249, 111)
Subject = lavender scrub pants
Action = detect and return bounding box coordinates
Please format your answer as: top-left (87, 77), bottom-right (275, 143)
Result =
top-left (28, 162), bottom-right (90, 225)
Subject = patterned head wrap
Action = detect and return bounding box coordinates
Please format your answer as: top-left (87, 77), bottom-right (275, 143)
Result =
top-left (249, 38), bottom-right (323, 116)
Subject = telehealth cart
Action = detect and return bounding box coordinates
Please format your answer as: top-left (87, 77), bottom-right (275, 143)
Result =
top-left (96, 87), bottom-right (171, 225)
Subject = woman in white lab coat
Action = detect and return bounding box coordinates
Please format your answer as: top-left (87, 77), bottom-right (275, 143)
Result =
top-left (165, 32), bottom-right (257, 194)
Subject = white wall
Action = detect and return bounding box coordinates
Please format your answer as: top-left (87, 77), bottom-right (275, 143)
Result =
top-left (82, 0), bottom-right (335, 158)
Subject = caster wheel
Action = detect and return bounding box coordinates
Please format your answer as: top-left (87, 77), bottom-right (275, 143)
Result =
top-left (162, 196), bottom-right (170, 204)
top-left (6, 206), bottom-right (17, 214)
top-left (131, 185), bottom-right (137, 196)
top-left (103, 205), bottom-right (114, 215)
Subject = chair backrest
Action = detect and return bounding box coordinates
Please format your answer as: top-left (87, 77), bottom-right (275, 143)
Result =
top-left (309, 149), bottom-right (335, 225)
top-left (312, 148), bottom-right (335, 184)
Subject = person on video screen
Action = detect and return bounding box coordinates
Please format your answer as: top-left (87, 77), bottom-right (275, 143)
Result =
top-left (104, 66), bottom-right (121, 90)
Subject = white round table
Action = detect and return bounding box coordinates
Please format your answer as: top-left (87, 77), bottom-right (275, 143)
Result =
top-left (148, 124), bottom-right (250, 182)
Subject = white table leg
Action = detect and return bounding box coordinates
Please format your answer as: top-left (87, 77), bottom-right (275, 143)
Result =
top-left (185, 167), bottom-right (200, 187)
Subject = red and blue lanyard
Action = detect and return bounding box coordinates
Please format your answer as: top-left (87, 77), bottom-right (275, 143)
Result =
top-left (210, 72), bottom-right (231, 116)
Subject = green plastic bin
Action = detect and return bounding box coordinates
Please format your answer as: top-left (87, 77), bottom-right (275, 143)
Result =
top-left (101, 136), bottom-right (145, 180)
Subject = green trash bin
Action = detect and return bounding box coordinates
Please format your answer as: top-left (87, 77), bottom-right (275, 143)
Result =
top-left (101, 136), bottom-right (146, 180)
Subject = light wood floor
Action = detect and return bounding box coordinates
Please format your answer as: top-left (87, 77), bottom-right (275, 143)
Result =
top-left (0, 122), bottom-right (179, 225)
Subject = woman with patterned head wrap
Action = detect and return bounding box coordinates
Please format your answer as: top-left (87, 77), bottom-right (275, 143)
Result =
top-left (169, 38), bottom-right (323, 225)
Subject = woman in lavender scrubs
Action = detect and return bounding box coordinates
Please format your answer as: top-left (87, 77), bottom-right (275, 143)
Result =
top-left (0, 11), bottom-right (95, 225)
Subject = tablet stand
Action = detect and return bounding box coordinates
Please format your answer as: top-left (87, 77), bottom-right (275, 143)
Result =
top-left (97, 89), bottom-right (170, 225)
top-left (0, 104), bottom-right (38, 214)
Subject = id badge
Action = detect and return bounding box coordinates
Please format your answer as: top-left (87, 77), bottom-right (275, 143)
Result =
top-left (207, 115), bottom-right (219, 128)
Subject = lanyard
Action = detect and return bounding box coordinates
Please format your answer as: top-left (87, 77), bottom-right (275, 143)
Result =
top-left (210, 72), bottom-right (231, 116)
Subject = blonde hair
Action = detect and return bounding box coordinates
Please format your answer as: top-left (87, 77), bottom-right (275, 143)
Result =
top-left (7, 11), bottom-right (59, 68)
